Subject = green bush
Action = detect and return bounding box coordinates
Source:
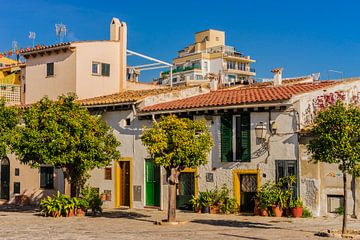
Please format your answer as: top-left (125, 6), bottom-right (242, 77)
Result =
top-left (195, 185), bottom-right (238, 214)
top-left (302, 207), bottom-right (313, 218)
top-left (81, 186), bottom-right (103, 213)
top-left (40, 192), bottom-right (88, 217)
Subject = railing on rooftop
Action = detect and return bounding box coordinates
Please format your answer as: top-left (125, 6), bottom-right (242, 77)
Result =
top-left (0, 83), bottom-right (21, 105)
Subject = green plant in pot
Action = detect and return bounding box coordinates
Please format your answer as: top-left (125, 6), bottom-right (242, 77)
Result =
top-left (199, 190), bottom-right (213, 213)
top-left (290, 197), bottom-right (303, 218)
top-left (189, 195), bottom-right (201, 213)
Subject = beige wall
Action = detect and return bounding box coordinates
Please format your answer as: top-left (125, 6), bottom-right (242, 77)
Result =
top-left (73, 41), bottom-right (121, 99)
top-left (24, 41), bottom-right (125, 104)
top-left (195, 30), bottom-right (225, 50)
top-left (3, 154), bottom-right (64, 205)
top-left (24, 50), bottom-right (76, 104)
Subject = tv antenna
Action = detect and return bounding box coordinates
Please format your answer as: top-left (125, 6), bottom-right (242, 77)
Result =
top-left (28, 32), bottom-right (36, 47)
top-left (55, 23), bottom-right (67, 43)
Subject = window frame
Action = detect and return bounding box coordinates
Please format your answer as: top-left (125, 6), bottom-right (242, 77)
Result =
top-left (101, 63), bottom-right (110, 77)
top-left (46, 62), bottom-right (54, 77)
top-left (40, 166), bottom-right (54, 189)
top-left (92, 62), bottom-right (101, 75)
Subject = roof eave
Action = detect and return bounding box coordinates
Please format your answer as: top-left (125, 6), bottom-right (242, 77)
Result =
top-left (139, 101), bottom-right (291, 116)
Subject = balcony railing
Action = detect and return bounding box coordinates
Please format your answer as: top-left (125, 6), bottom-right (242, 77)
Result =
top-left (0, 83), bottom-right (21, 105)
top-left (161, 64), bottom-right (201, 76)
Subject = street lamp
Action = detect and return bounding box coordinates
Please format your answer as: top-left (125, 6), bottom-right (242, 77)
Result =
top-left (255, 122), bottom-right (267, 140)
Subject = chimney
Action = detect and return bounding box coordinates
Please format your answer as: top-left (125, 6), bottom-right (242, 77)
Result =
top-left (110, 18), bottom-right (127, 92)
top-left (272, 68), bottom-right (283, 86)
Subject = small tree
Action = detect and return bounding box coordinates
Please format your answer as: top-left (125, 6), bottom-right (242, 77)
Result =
top-left (141, 115), bottom-right (214, 222)
top-left (0, 99), bottom-right (19, 158)
top-left (308, 101), bottom-right (360, 235)
top-left (10, 95), bottom-right (120, 197)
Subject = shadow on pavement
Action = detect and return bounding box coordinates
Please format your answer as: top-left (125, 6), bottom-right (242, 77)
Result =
top-left (0, 204), bottom-right (38, 214)
top-left (191, 219), bottom-right (274, 229)
top-left (219, 233), bottom-right (267, 240)
top-left (93, 210), bottom-right (157, 223)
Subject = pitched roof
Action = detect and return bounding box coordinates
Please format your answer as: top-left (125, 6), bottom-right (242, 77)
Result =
top-left (78, 87), bottom-right (189, 107)
top-left (20, 42), bottom-right (71, 54)
top-left (142, 81), bottom-right (337, 112)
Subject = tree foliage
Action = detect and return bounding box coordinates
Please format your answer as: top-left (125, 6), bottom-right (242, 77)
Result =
top-left (141, 114), bottom-right (213, 222)
top-left (308, 101), bottom-right (360, 176)
top-left (308, 101), bottom-right (360, 234)
top-left (0, 99), bottom-right (19, 159)
top-left (141, 114), bottom-right (214, 171)
top-left (10, 95), bottom-right (120, 196)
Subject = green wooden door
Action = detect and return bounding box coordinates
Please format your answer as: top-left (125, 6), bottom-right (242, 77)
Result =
top-left (176, 172), bottom-right (195, 210)
top-left (0, 159), bottom-right (10, 200)
top-left (145, 160), bottom-right (160, 207)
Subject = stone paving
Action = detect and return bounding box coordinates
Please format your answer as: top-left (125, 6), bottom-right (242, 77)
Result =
top-left (0, 206), bottom-right (359, 240)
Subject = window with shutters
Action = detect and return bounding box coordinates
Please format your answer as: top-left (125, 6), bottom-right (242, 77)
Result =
top-left (235, 114), bottom-right (251, 162)
top-left (220, 113), bottom-right (251, 162)
top-left (101, 63), bottom-right (110, 76)
top-left (221, 115), bottom-right (233, 162)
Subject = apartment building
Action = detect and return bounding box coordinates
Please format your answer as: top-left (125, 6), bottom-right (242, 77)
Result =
top-left (154, 29), bottom-right (256, 86)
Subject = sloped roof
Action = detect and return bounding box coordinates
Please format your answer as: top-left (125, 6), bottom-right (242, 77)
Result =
top-left (142, 81), bottom-right (337, 112)
top-left (78, 87), bottom-right (189, 107)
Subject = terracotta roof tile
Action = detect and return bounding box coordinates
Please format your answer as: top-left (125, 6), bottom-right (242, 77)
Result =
top-left (78, 87), bottom-right (189, 106)
top-left (142, 81), bottom-right (337, 112)
top-left (20, 42), bottom-right (71, 54)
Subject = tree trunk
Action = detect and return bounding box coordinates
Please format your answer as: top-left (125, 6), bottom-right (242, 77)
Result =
top-left (167, 168), bottom-right (180, 222)
top-left (342, 173), bottom-right (348, 235)
top-left (168, 182), bottom-right (177, 222)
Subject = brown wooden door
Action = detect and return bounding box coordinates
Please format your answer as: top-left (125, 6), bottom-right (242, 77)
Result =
top-left (119, 161), bottom-right (130, 206)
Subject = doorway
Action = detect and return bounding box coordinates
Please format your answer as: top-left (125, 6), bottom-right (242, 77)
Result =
top-left (233, 170), bottom-right (259, 213)
top-left (176, 171), bottom-right (196, 210)
top-left (119, 161), bottom-right (130, 207)
top-left (0, 158), bottom-right (10, 200)
top-left (275, 160), bottom-right (297, 197)
top-left (145, 159), bottom-right (160, 207)
top-left (239, 173), bottom-right (258, 212)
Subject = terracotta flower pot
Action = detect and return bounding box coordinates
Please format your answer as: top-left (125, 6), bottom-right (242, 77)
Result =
top-left (194, 207), bottom-right (201, 213)
top-left (76, 209), bottom-right (86, 217)
top-left (51, 211), bottom-right (61, 218)
top-left (291, 207), bottom-right (303, 218)
top-left (67, 209), bottom-right (75, 217)
top-left (272, 205), bottom-right (283, 217)
top-left (260, 209), bottom-right (268, 217)
top-left (254, 206), bottom-right (260, 216)
top-left (210, 206), bottom-right (219, 214)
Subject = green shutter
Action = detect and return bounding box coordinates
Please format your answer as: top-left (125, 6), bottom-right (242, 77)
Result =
top-left (240, 113), bottom-right (251, 162)
top-left (221, 115), bottom-right (233, 162)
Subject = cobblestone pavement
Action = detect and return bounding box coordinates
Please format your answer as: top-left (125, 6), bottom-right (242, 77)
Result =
top-left (0, 206), bottom-right (359, 240)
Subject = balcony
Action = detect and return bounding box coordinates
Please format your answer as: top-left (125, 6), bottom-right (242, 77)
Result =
top-left (224, 67), bottom-right (256, 76)
top-left (161, 64), bottom-right (201, 77)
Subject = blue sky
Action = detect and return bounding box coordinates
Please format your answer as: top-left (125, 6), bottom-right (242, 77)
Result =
top-left (1, 0), bottom-right (359, 81)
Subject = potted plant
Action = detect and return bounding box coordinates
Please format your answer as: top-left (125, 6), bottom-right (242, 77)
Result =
top-left (189, 195), bottom-right (201, 213)
top-left (199, 190), bottom-right (213, 214)
top-left (256, 181), bottom-right (273, 217)
top-left (290, 198), bottom-right (303, 218)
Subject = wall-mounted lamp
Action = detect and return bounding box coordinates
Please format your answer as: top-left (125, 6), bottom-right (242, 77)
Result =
top-left (255, 121), bottom-right (267, 140)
